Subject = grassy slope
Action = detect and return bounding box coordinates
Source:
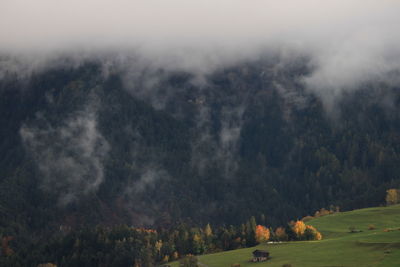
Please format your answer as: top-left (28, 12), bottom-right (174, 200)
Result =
top-left (188, 205), bottom-right (400, 267)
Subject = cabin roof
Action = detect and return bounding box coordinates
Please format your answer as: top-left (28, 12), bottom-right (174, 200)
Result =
top-left (252, 249), bottom-right (269, 255)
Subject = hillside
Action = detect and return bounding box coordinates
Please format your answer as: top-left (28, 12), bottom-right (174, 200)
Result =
top-left (189, 205), bottom-right (400, 267)
top-left (1, 60), bottom-right (400, 234)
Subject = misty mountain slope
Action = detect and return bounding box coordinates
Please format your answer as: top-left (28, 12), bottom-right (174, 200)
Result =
top-left (1, 59), bottom-right (400, 239)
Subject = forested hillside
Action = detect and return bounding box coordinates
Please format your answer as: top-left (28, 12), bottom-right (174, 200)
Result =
top-left (1, 56), bottom-right (400, 240)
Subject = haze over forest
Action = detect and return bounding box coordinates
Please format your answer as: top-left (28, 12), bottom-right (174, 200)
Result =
top-left (2, 0), bottom-right (400, 107)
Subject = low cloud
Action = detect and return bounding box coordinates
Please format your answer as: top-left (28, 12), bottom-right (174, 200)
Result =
top-left (20, 106), bottom-right (110, 205)
top-left (125, 168), bottom-right (168, 195)
top-left (1, 0), bottom-right (400, 109)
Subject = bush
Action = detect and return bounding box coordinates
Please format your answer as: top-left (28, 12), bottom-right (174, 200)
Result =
top-left (179, 255), bottom-right (199, 267)
top-left (349, 226), bottom-right (362, 233)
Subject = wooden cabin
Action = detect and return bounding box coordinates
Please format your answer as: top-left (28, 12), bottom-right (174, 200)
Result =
top-left (252, 250), bottom-right (270, 262)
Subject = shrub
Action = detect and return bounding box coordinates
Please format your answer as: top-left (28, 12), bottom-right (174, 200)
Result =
top-left (179, 255), bottom-right (198, 267)
top-left (275, 227), bottom-right (288, 241)
top-left (304, 225), bottom-right (322, 240)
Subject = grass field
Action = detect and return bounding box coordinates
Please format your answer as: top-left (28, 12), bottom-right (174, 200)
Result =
top-left (175, 205), bottom-right (400, 267)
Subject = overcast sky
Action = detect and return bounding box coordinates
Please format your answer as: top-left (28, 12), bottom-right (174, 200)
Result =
top-left (1, 0), bottom-right (400, 97)
top-left (1, 0), bottom-right (398, 50)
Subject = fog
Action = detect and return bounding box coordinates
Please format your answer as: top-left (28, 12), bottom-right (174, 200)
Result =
top-left (1, 1), bottom-right (399, 70)
top-left (20, 102), bottom-right (110, 205)
top-left (2, 0), bottom-right (400, 104)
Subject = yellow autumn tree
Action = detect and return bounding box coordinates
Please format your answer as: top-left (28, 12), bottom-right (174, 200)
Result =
top-left (255, 225), bottom-right (270, 243)
top-left (204, 223), bottom-right (213, 248)
top-left (155, 240), bottom-right (162, 253)
top-left (386, 189), bottom-right (400, 205)
top-left (204, 223), bottom-right (213, 237)
top-left (292, 221), bottom-right (306, 238)
top-left (192, 233), bottom-right (205, 254)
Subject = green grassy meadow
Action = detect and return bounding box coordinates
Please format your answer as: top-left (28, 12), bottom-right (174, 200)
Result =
top-left (178, 205), bottom-right (400, 267)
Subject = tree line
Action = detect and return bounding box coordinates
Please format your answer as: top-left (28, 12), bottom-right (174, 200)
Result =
top-left (0, 215), bottom-right (322, 267)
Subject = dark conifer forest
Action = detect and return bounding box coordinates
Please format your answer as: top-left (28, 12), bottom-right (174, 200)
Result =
top-left (1, 55), bottom-right (400, 265)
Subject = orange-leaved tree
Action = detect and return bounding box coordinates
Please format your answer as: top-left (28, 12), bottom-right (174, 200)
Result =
top-left (304, 225), bottom-right (322, 240)
top-left (275, 227), bottom-right (287, 241)
top-left (255, 225), bottom-right (270, 243)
